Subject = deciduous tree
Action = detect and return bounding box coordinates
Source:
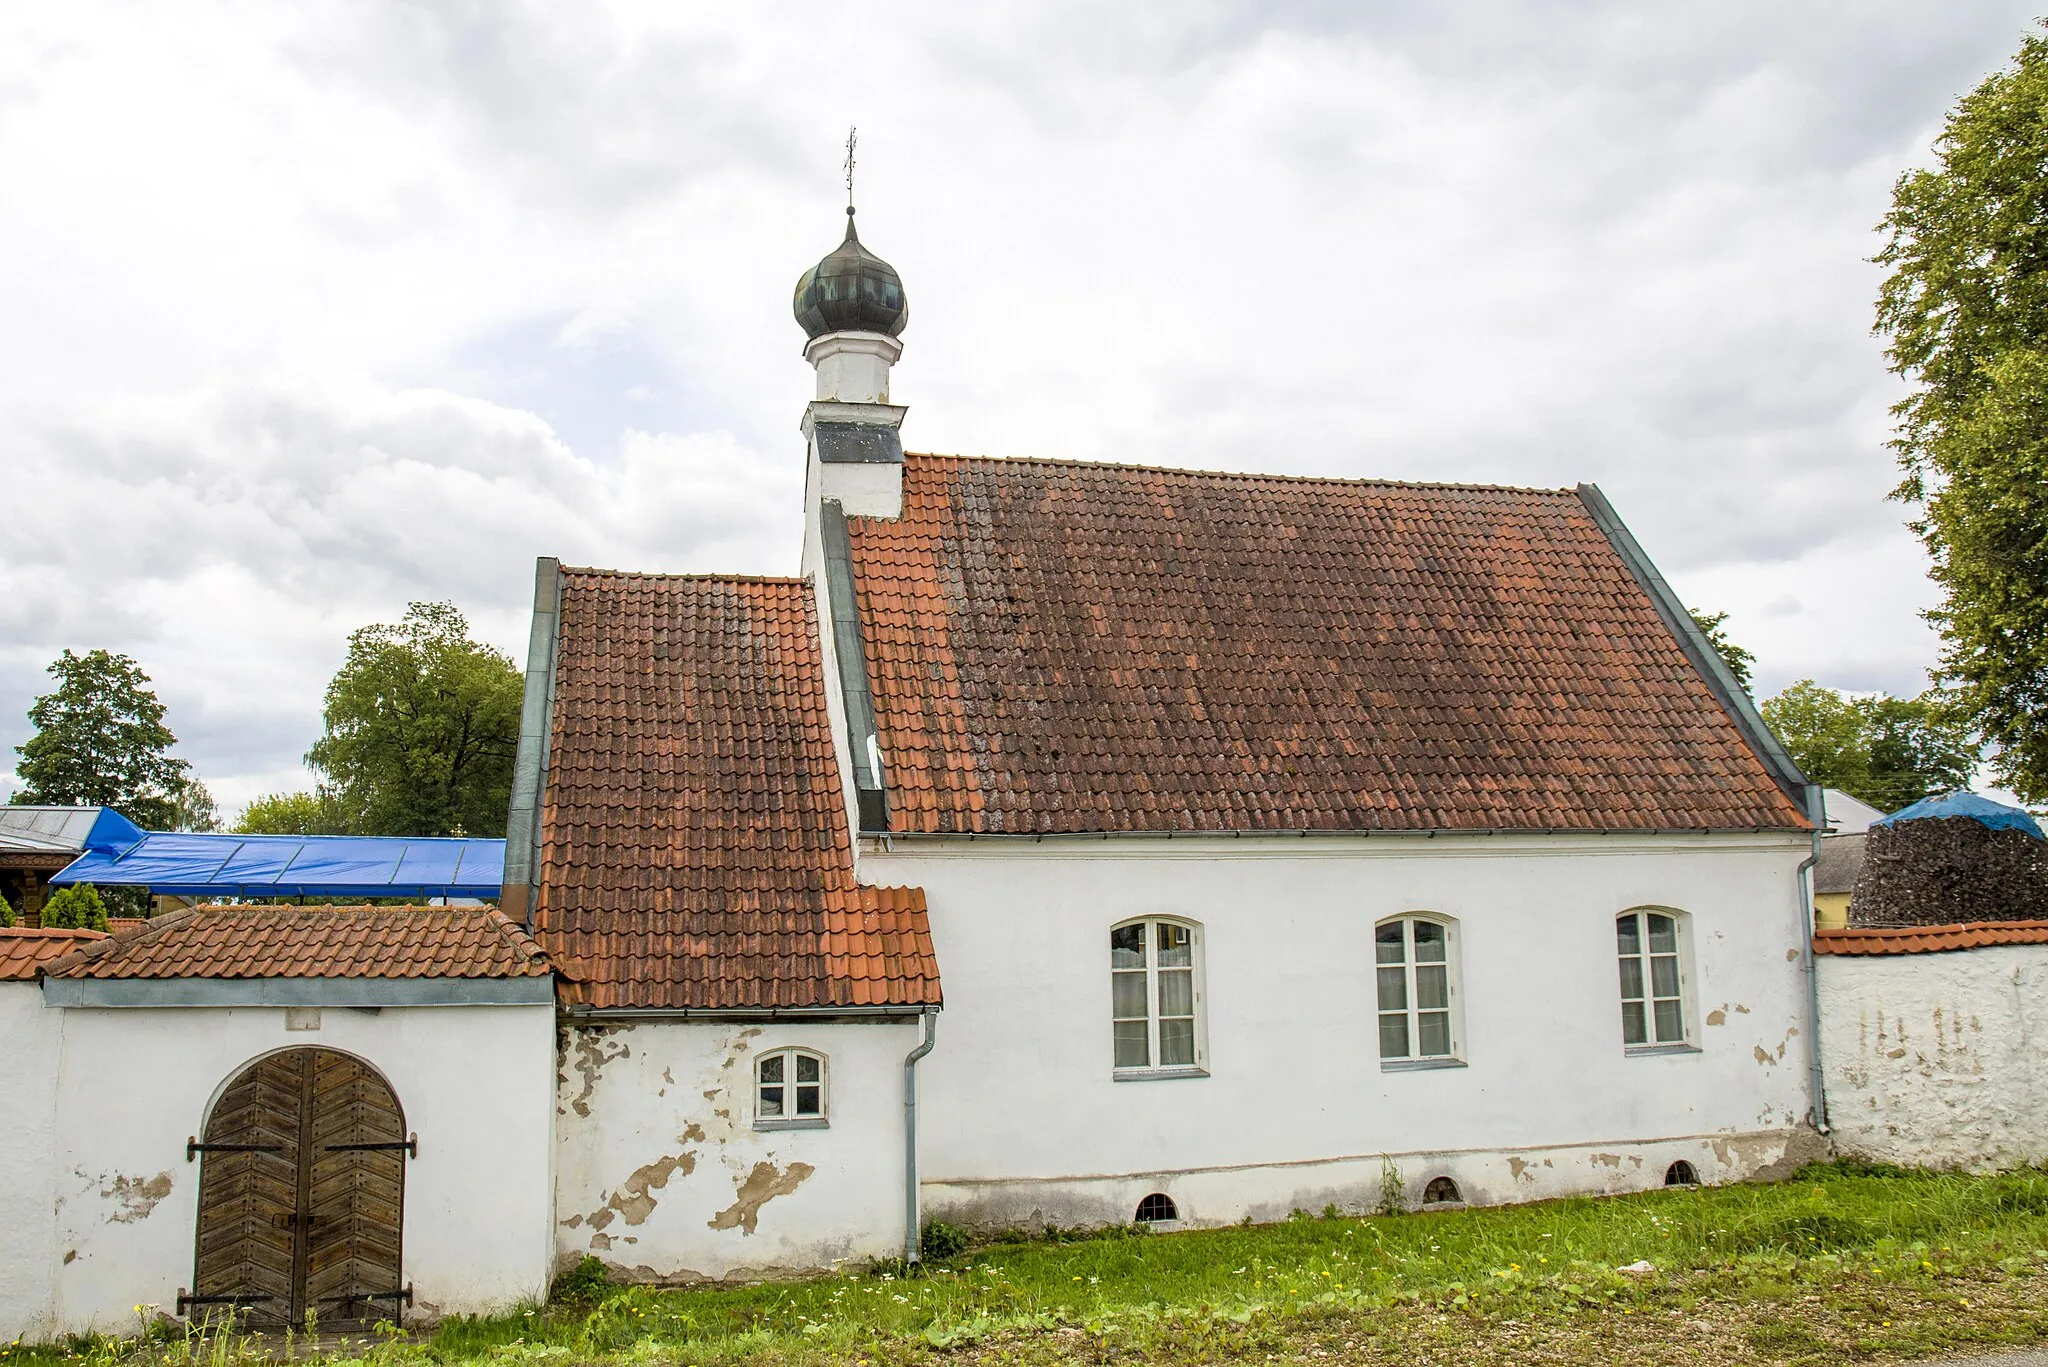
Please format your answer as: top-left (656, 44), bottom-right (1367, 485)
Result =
top-left (1689, 610), bottom-right (1755, 694)
top-left (11, 649), bottom-right (193, 829)
top-left (1762, 680), bottom-right (1980, 813)
top-left (307, 602), bottom-right (523, 837)
top-left (1876, 26), bottom-right (2048, 803)
top-left (234, 789), bottom-right (351, 836)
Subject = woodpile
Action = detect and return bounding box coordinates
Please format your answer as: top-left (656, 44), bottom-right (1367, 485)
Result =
top-left (1849, 816), bottom-right (2048, 927)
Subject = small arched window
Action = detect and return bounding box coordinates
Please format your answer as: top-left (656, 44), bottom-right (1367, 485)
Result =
top-left (1135, 1192), bottom-right (1177, 1223)
top-left (1617, 909), bottom-right (1692, 1050)
top-left (1422, 1176), bottom-right (1462, 1205)
top-left (1111, 919), bottom-right (1204, 1075)
top-left (1375, 915), bottom-right (1460, 1064)
top-left (1665, 1160), bottom-right (1699, 1187)
top-left (756, 1048), bottom-right (827, 1129)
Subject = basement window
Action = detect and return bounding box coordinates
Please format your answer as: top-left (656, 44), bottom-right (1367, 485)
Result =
top-left (1135, 1193), bottom-right (1177, 1223)
top-left (756, 1049), bottom-right (827, 1130)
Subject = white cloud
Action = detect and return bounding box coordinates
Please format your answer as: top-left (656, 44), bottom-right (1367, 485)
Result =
top-left (0, 0), bottom-right (2036, 811)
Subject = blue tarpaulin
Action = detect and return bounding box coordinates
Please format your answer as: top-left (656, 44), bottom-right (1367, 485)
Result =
top-left (50, 816), bottom-right (506, 898)
top-left (1873, 790), bottom-right (2045, 842)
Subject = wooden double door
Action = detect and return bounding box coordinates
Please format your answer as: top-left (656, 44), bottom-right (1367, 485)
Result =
top-left (191, 1048), bottom-right (410, 1328)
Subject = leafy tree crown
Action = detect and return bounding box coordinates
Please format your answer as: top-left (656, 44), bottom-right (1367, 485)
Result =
top-left (11, 649), bottom-right (192, 829)
top-left (41, 884), bottom-right (110, 932)
top-left (1875, 26), bottom-right (2048, 803)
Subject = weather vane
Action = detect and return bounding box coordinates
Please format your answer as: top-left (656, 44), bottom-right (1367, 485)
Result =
top-left (844, 126), bottom-right (858, 213)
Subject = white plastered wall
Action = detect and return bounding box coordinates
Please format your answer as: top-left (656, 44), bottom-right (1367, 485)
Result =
top-left (1819, 944), bottom-right (2048, 1170)
top-left (34, 1003), bottom-right (555, 1336)
top-left (860, 833), bottom-right (1818, 1228)
top-left (554, 1019), bottom-right (919, 1282)
top-left (1, 982), bottom-right (64, 1343)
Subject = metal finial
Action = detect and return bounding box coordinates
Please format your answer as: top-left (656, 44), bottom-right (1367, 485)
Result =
top-left (843, 126), bottom-right (858, 214)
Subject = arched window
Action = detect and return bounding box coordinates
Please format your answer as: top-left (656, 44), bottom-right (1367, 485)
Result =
top-left (1111, 919), bottom-right (1204, 1074)
top-left (1664, 1160), bottom-right (1699, 1187)
top-left (1375, 915), bottom-right (1460, 1064)
top-left (1617, 909), bottom-right (1691, 1049)
top-left (1422, 1176), bottom-right (1462, 1205)
top-left (1135, 1192), bottom-right (1177, 1223)
top-left (756, 1048), bottom-right (827, 1129)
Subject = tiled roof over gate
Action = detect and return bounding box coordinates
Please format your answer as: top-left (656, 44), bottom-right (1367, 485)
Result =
top-left (846, 455), bottom-right (1809, 835)
top-left (41, 906), bottom-right (550, 979)
top-left (0, 927), bottom-right (107, 981)
top-left (1812, 921), bottom-right (2048, 956)
top-left (534, 570), bottom-right (941, 1011)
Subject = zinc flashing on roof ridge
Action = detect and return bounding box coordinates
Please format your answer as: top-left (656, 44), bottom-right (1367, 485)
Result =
top-left (1574, 482), bottom-right (1811, 823)
top-left (898, 451), bottom-right (1582, 499)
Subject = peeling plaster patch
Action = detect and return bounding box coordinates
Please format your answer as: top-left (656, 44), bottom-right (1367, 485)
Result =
top-left (590, 1232), bottom-right (613, 1251)
top-left (1787, 948), bottom-right (1801, 962)
top-left (1705, 1009), bottom-right (1726, 1027)
top-left (680, 1123), bottom-right (706, 1144)
top-left (1754, 1046), bottom-right (1775, 1066)
top-left (709, 1161), bottom-right (816, 1235)
top-left (1507, 1157), bottom-right (1532, 1182)
top-left (583, 1152), bottom-right (699, 1231)
top-left (63, 1250), bottom-right (76, 1265)
top-left (560, 1213), bottom-right (584, 1228)
top-left (1735, 1004), bottom-right (1751, 1014)
top-left (567, 1029), bottom-right (634, 1118)
top-left (702, 1090), bottom-right (719, 1101)
top-left (1592, 1153), bottom-right (1621, 1168)
top-left (102, 1172), bottom-right (173, 1223)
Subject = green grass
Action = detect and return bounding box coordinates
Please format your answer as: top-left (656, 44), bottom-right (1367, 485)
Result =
top-left (14, 1162), bottom-right (2048, 1366)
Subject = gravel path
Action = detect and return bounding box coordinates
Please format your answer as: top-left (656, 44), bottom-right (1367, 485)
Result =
top-left (1916, 1354), bottom-right (2048, 1367)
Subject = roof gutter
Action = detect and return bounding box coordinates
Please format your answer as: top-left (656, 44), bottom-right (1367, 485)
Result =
top-left (560, 1003), bottom-right (936, 1024)
top-left (1575, 484), bottom-right (1811, 815)
top-left (871, 824), bottom-right (1809, 844)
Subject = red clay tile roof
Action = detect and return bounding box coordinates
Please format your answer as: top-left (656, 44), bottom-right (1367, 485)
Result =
top-left (535, 570), bottom-right (941, 1011)
top-left (0, 927), bottom-right (107, 981)
top-left (1813, 921), bottom-right (2048, 956)
top-left (846, 455), bottom-right (1808, 834)
top-left (42, 906), bottom-right (551, 980)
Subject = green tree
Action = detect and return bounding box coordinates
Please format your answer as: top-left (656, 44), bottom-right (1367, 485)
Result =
top-left (0, 891), bottom-right (14, 928)
top-left (1875, 26), bottom-right (2048, 803)
top-left (174, 779), bottom-right (221, 833)
top-left (234, 789), bottom-right (351, 836)
top-left (1689, 610), bottom-right (1755, 694)
top-left (41, 884), bottom-right (110, 931)
top-left (11, 649), bottom-right (193, 829)
top-left (1762, 679), bottom-right (1980, 812)
top-left (306, 602), bottom-right (523, 838)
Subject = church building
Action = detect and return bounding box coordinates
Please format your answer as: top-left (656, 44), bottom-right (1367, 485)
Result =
top-left (1, 208), bottom-right (1825, 1339)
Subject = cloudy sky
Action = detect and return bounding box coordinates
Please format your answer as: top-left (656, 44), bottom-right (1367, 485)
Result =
top-left (0, 2), bottom-right (2034, 818)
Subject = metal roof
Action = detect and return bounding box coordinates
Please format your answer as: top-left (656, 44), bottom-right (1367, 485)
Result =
top-left (50, 822), bottom-right (505, 899)
top-left (0, 806), bottom-right (109, 854)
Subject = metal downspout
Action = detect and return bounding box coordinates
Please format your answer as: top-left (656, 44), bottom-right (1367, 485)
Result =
top-left (903, 1008), bottom-right (938, 1264)
top-left (1798, 783), bottom-right (1830, 1134)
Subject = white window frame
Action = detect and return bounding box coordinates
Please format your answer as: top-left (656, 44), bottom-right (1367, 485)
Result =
top-left (754, 1047), bottom-right (829, 1129)
top-left (1616, 908), bottom-right (1696, 1055)
top-left (1110, 917), bottom-right (1207, 1079)
top-left (1374, 914), bottom-right (1465, 1071)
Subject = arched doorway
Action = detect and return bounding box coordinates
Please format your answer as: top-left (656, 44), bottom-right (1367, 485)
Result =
top-left (189, 1048), bottom-right (410, 1328)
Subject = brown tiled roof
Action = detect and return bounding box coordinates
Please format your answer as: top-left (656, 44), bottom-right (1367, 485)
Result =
top-left (1813, 920), bottom-right (2048, 956)
top-left (536, 570), bottom-right (941, 1011)
top-left (846, 455), bottom-right (1807, 834)
top-left (43, 906), bottom-right (551, 980)
top-left (0, 927), bottom-right (107, 982)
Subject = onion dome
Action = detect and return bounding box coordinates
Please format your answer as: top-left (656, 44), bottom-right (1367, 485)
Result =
top-left (793, 208), bottom-right (908, 339)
